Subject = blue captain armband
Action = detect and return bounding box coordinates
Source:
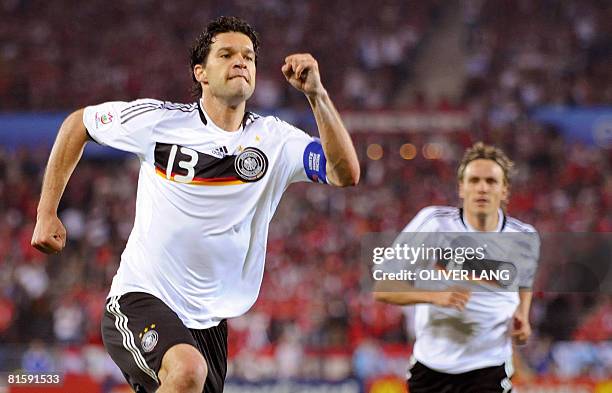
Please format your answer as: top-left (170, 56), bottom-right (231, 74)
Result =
top-left (303, 138), bottom-right (327, 184)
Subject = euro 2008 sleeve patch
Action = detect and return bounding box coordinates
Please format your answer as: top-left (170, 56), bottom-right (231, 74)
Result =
top-left (94, 110), bottom-right (115, 131)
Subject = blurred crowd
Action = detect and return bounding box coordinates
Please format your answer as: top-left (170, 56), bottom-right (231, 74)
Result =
top-left (1, 126), bottom-right (610, 381)
top-left (1, 0), bottom-right (611, 387)
top-left (462, 0), bottom-right (612, 127)
top-left (2, 0), bottom-right (610, 112)
top-left (0, 0), bottom-right (440, 111)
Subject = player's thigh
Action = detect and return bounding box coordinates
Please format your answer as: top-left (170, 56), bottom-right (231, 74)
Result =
top-left (407, 361), bottom-right (454, 393)
top-left (158, 343), bottom-right (207, 387)
top-left (101, 292), bottom-right (198, 393)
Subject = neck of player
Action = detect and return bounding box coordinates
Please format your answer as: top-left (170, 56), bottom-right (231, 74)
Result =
top-left (464, 209), bottom-right (499, 232)
top-left (201, 94), bottom-right (246, 132)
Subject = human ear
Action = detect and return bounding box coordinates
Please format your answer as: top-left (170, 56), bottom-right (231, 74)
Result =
top-left (501, 183), bottom-right (509, 202)
top-left (194, 64), bottom-right (207, 84)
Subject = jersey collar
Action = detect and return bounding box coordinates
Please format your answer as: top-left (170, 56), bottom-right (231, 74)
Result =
top-left (197, 99), bottom-right (254, 131)
top-left (196, 99), bottom-right (208, 125)
top-left (459, 208), bottom-right (506, 232)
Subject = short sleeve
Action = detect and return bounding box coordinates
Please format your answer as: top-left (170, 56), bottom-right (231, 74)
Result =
top-left (518, 231), bottom-right (541, 289)
top-left (279, 120), bottom-right (329, 185)
top-left (375, 208), bottom-right (443, 277)
top-left (83, 99), bottom-right (163, 157)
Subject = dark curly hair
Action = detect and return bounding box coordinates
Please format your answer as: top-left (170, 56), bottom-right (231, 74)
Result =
top-left (189, 16), bottom-right (260, 98)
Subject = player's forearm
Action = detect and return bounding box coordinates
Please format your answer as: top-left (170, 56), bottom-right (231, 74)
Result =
top-left (306, 90), bottom-right (360, 186)
top-left (516, 289), bottom-right (532, 318)
top-left (37, 109), bottom-right (89, 216)
top-left (373, 291), bottom-right (435, 306)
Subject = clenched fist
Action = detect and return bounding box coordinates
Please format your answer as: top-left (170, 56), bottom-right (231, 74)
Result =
top-left (281, 53), bottom-right (325, 97)
top-left (511, 311), bottom-right (531, 345)
top-left (31, 213), bottom-right (66, 254)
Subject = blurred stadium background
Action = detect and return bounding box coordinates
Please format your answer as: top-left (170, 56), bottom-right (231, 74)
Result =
top-left (1, 0), bottom-right (611, 392)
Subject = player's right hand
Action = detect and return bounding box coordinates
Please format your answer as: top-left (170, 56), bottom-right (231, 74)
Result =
top-left (431, 288), bottom-right (471, 311)
top-left (31, 213), bottom-right (67, 254)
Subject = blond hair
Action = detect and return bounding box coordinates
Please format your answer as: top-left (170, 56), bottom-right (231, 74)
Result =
top-left (457, 142), bottom-right (515, 186)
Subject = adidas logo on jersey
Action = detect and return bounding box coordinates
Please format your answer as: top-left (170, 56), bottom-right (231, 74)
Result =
top-left (208, 145), bottom-right (228, 158)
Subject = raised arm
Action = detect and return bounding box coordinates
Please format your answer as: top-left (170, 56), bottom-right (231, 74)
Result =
top-left (282, 54), bottom-right (360, 187)
top-left (31, 109), bottom-right (89, 254)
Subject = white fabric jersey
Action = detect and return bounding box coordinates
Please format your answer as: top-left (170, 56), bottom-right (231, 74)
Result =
top-left (401, 206), bottom-right (539, 374)
top-left (83, 99), bottom-right (329, 329)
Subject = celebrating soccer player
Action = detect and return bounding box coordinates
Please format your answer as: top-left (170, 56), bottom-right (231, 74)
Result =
top-left (31, 16), bottom-right (359, 393)
top-left (374, 142), bottom-right (539, 393)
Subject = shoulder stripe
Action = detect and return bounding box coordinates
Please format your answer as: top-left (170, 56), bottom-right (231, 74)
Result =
top-left (507, 217), bottom-right (527, 225)
top-left (165, 107), bottom-right (198, 113)
top-left (412, 209), bottom-right (460, 233)
top-left (505, 222), bottom-right (533, 233)
top-left (426, 206), bottom-right (458, 214)
top-left (163, 101), bottom-right (196, 107)
top-left (121, 107), bottom-right (161, 125)
top-left (506, 217), bottom-right (534, 232)
top-left (121, 104), bottom-right (160, 118)
top-left (163, 102), bottom-right (198, 112)
top-left (120, 101), bottom-right (161, 115)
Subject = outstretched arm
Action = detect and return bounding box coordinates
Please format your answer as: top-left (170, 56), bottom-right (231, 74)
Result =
top-left (282, 54), bottom-right (360, 187)
top-left (31, 109), bottom-right (89, 254)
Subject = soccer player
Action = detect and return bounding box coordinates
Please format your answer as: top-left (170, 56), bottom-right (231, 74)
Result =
top-left (374, 142), bottom-right (539, 393)
top-left (31, 16), bottom-right (359, 393)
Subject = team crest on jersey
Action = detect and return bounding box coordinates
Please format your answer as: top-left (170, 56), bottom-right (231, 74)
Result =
top-left (234, 147), bottom-right (268, 182)
top-left (94, 111), bottom-right (114, 130)
top-left (139, 324), bottom-right (158, 352)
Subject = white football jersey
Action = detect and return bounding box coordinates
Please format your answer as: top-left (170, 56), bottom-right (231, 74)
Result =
top-left (83, 99), bottom-right (328, 329)
top-left (401, 206), bottom-right (539, 374)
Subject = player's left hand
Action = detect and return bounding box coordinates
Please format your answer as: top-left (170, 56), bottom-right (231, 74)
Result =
top-left (511, 311), bottom-right (531, 345)
top-left (282, 54), bottom-right (325, 97)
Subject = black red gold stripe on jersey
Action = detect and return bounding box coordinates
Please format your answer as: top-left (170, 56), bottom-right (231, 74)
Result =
top-left (154, 167), bottom-right (244, 186)
top-left (153, 142), bottom-right (268, 186)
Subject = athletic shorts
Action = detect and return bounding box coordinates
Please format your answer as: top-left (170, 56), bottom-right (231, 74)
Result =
top-left (101, 292), bottom-right (227, 393)
top-left (407, 360), bottom-right (513, 393)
